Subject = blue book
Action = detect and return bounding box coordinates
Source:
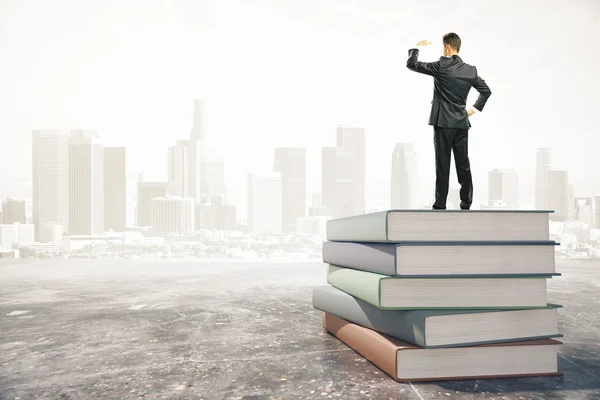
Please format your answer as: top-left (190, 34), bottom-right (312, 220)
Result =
top-left (322, 240), bottom-right (559, 277)
top-left (313, 285), bottom-right (563, 348)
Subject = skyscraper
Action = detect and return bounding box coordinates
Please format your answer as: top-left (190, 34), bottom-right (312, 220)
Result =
top-left (69, 130), bottom-right (104, 235)
top-left (151, 196), bottom-right (195, 237)
top-left (391, 143), bottom-right (417, 209)
top-left (168, 140), bottom-right (190, 197)
top-left (188, 137), bottom-right (203, 203)
top-left (200, 158), bottom-right (226, 198)
top-left (337, 126), bottom-right (366, 216)
top-left (190, 98), bottom-right (208, 158)
top-left (573, 197), bottom-right (593, 227)
top-left (0, 223), bottom-right (34, 248)
top-left (188, 99), bottom-right (209, 203)
top-left (173, 99), bottom-right (224, 202)
top-left (488, 168), bottom-right (519, 209)
top-left (32, 130), bottom-right (70, 241)
top-left (321, 146), bottom-right (336, 214)
top-left (195, 194), bottom-right (236, 230)
top-left (273, 147), bottom-right (306, 233)
top-left (546, 169), bottom-right (569, 222)
top-left (137, 181), bottom-right (169, 227)
top-left (104, 147), bottom-right (127, 232)
top-left (321, 126), bottom-right (366, 218)
top-left (247, 172), bottom-right (282, 234)
top-left (593, 195), bottom-right (600, 229)
top-left (312, 192), bottom-right (322, 208)
top-left (1, 197), bottom-right (26, 224)
top-left (567, 184), bottom-right (574, 222)
top-left (535, 148), bottom-right (555, 210)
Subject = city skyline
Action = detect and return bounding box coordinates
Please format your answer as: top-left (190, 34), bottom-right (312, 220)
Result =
top-left (13, 107), bottom-right (600, 210)
top-left (15, 104), bottom-right (600, 250)
top-left (2, 94), bottom-right (599, 213)
top-left (1, 0), bottom-right (599, 209)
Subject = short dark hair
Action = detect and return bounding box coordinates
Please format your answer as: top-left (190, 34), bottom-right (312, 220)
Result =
top-left (443, 33), bottom-right (461, 52)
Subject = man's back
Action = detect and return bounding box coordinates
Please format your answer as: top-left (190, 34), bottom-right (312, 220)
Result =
top-left (406, 48), bottom-right (491, 129)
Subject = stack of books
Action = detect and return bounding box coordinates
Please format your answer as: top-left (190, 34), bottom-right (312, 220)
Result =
top-left (313, 210), bottom-right (563, 382)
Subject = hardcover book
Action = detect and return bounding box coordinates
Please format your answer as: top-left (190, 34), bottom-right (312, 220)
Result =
top-left (322, 240), bottom-right (558, 276)
top-left (323, 312), bottom-right (562, 382)
top-left (313, 285), bottom-right (562, 348)
top-left (326, 209), bottom-right (551, 242)
top-left (326, 264), bottom-right (552, 309)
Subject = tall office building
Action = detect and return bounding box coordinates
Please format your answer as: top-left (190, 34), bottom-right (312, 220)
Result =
top-left (104, 147), bottom-right (126, 232)
top-left (190, 98), bottom-right (208, 158)
top-left (41, 224), bottom-right (63, 245)
top-left (247, 172), bottom-right (282, 234)
top-left (168, 140), bottom-right (190, 197)
top-left (321, 147), bottom-right (336, 213)
top-left (312, 192), bottom-right (322, 208)
top-left (32, 130), bottom-right (70, 241)
top-left (391, 143), bottom-right (417, 209)
top-left (321, 126), bottom-right (366, 218)
top-left (151, 196), bottom-right (195, 236)
top-left (574, 197), bottom-right (593, 227)
top-left (170, 138), bottom-right (225, 201)
top-left (1, 197), bottom-right (26, 224)
top-left (593, 195), bottom-right (600, 229)
top-left (567, 184), bottom-right (574, 222)
top-left (309, 191), bottom-right (331, 217)
top-left (137, 181), bottom-right (169, 227)
top-left (337, 126), bottom-right (366, 216)
top-left (535, 148), bottom-right (556, 210)
top-left (546, 170), bottom-right (569, 222)
top-left (69, 130), bottom-right (104, 235)
top-left (195, 195), bottom-right (236, 230)
top-left (0, 223), bottom-right (35, 248)
top-left (488, 168), bottom-right (519, 209)
top-left (188, 99), bottom-right (209, 203)
top-left (200, 158), bottom-right (226, 198)
top-left (273, 147), bottom-right (306, 233)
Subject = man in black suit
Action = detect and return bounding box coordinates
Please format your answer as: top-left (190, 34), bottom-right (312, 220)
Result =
top-left (406, 32), bottom-right (491, 210)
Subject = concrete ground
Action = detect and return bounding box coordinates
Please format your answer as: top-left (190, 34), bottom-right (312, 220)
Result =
top-left (0, 258), bottom-right (599, 400)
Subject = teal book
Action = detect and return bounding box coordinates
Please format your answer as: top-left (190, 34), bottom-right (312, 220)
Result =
top-left (326, 264), bottom-right (554, 310)
top-left (313, 285), bottom-right (563, 348)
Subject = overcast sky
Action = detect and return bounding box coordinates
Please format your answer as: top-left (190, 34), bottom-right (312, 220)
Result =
top-left (1, 0), bottom-right (599, 208)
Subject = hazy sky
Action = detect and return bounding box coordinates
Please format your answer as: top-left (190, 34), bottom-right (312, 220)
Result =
top-left (1, 0), bottom-right (599, 208)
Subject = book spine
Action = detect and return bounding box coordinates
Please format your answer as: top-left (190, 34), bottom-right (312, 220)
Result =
top-left (323, 312), bottom-right (399, 380)
top-left (326, 265), bottom-right (384, 308)
top-left (313, 285), bottom-right (427, 347)
top-left (322, 242), bottom-right (397, 275)
top-left (326, 211), bottom-right (389, 242)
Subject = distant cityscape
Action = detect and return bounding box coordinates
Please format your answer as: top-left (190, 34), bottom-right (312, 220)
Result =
top-left (0, 98), bottom-right (599, 260)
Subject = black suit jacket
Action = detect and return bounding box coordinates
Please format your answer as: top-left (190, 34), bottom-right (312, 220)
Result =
top-left (406, 48), bottom-right (491, 130)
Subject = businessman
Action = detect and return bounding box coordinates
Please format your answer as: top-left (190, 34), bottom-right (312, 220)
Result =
top-left (406, 32), bottom-right (491, 210)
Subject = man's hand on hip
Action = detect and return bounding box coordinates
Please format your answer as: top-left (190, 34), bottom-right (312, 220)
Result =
top-left (416, 40), bottom-right (432, 47)
top-left (467, 109), bottom-right (475, 117)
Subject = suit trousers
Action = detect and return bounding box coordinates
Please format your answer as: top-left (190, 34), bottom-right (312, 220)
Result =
top-left (432, 126), bottom-right (473, 210)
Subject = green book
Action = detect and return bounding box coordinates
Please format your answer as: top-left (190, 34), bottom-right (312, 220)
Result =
top-left (326, 264), bottom-right (554, 310)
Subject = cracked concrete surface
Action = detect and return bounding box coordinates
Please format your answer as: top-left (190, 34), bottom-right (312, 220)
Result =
top-left (0, 259), bottom-right (599, 400)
